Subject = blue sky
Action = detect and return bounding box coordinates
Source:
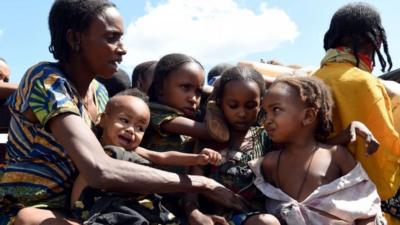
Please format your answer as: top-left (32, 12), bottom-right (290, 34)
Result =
top-left (0, 0), bottom-right (399, 84)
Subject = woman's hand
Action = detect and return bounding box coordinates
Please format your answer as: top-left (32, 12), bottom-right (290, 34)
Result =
top-left (200, 178), bottom-right (250, 212)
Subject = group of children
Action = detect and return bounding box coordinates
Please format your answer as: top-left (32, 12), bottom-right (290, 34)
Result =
top-left (1, 0), bottom-right (399, 225)
top-left (63, 50), bottom-right (384, 225)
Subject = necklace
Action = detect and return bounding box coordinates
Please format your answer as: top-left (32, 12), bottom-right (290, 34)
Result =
top-left (276, 143), bottom-right (318, 201)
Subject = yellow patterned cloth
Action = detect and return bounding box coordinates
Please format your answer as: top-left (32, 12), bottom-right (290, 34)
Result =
top-left (314, 50), bottom-right (400, 202)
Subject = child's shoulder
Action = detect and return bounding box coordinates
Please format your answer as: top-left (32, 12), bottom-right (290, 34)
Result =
top-left (261, 150), bottom-right (283, 185)
top-left (318, 143), bottom-right (357, 174)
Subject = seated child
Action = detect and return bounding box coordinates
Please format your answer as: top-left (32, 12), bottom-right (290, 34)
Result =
top-left (187, 67), bottom-right (381, 225)
top-left (71, 88), bottom-right (222, 224)
top-left (141, 53), bottom-right (228, 174)
top-left (186, 65), bottom-right (281, 225)
top-left (252, 76), bottom-right (385, 224)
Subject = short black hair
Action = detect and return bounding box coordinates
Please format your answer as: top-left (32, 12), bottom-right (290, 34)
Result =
top-left (324, 2), bottom-right (392, 72)
top-left (131, 60), bottom-right (157, 88)
top-left (96, 68), bottom-right (131, 97)
top-left (213, 65), bottom-right (265, 103)
top-left (148, 53), bottom-right (204, 101)
top-left (207, 63), bottom-right (234, 84)
top-left (115, 88), bottom-right (149, 104)
top-left (48, 0), bottom-right (116, 62)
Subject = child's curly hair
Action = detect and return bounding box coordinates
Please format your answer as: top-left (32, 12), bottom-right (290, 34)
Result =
top-left (271, 76), bottom-right (334, 141)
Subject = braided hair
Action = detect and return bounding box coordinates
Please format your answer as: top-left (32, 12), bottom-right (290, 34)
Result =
top-left (324, 2), bottom-right (392, 72)
top-left (48, 0), bottom-right (116, 63)
top-left (271, 76), bottom-right (333, 141)
top-left (148, 53), bottom-right (204, 101)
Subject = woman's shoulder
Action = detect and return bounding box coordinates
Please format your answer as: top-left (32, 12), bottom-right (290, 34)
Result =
top-left (19, 62), bottom-right (68, 88)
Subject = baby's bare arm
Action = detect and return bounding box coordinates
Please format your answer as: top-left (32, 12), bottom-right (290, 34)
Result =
top-left (134, 147), bottom-right (221, 166)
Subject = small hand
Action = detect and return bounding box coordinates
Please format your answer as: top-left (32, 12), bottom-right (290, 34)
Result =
top-left (198, 148), bottom-right (222, 165)
top-left (347, 121), bottom-right (380, 156)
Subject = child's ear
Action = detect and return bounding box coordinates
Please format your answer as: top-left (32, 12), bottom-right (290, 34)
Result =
top-left (66, 29), bottom-right (81, 52)
top-left (302, 108), bottom-right (317, 126)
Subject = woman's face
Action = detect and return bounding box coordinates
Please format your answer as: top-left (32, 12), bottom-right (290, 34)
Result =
top-left (79, 7), bottom-right (126, 78)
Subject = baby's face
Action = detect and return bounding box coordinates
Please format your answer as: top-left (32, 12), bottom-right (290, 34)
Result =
top-left (100, 96), bottom-right (150, 150)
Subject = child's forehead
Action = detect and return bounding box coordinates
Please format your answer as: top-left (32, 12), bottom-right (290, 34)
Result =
top-left (265, 82), bottom-right (301, 102)
top-left (108, 96), bottom-right (149, 111)
top-left (224, 79), bottom-right (260, 94)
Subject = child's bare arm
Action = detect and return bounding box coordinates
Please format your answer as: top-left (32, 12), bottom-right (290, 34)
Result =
top-left (262, 151), bottom-right (279, 185)
top-left (332, 145), bottom-right (358, 176)
top-left (134, 147), bottom-right (221, 166)
top-left (325, 121), bottom-right (380, 156)
top-left (161, 116), bottom-right (213, 140)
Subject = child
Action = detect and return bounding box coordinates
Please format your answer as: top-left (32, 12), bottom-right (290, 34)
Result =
top-left (131, 60), bottom-right (158, 94)
top-left (141, 53), bottom-right (226, 174)
top-left (70, 88), bottom-right (222, 224)
top-left (253, 76), bottom-right (385, 224)
top-left (186, 66), bottom-right (281, 225)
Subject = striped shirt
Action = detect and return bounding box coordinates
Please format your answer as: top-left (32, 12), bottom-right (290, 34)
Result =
top-left (0, 62), bottom-right (108, 222)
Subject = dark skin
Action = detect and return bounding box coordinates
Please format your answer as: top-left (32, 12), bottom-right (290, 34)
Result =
top-left (261, 83), bottom-right (375, 224)
top-left (186, 79), bottom-right (280, 225)
top-left (14, 6), bottom-right (247, 225)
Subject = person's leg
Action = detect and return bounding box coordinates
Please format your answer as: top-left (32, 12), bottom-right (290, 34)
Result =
top-left (14, 207), bottom-right (80, 225)
top-left (243, 213), bottom-right (280, 225)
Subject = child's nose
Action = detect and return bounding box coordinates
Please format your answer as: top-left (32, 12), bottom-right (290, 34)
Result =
top-left (237, 108), bottom-right (246, 117)
top-left (126, 126), bottom-right (135, 134)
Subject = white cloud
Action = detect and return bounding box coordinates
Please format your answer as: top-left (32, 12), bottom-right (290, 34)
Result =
top-left (0, 29), bottom-right (3, 37)
top-left (122, 0), bottom-right (298, 69)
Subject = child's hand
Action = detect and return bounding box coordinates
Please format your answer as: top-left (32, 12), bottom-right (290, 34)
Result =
top-left (347, 121), bottom-right (380, 156)
top-left (197, 148), bottom-right (222, 165)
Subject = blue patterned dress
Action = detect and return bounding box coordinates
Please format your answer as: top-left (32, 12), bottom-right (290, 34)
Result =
top-left (0, 62), bottom-right (108, 224)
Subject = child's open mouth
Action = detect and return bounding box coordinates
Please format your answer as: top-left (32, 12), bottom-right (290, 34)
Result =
top-left (118, 134), bottom-right (132, 146)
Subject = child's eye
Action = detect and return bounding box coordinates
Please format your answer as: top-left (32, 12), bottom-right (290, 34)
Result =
top-left (196, 88), bottom-right (202, 96)
top-left (273, 107), bottom-right (281, 112)
top-left (246, 102), bottom-right (258, 109)
top-left (119, 117), bottom-right (129, 123)
top-left (228, 104), bottom-right (238, 109)
top-left (180, 84), bottom-right (190, 91)
top-left (136, 126), bottom-right (145, 132)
